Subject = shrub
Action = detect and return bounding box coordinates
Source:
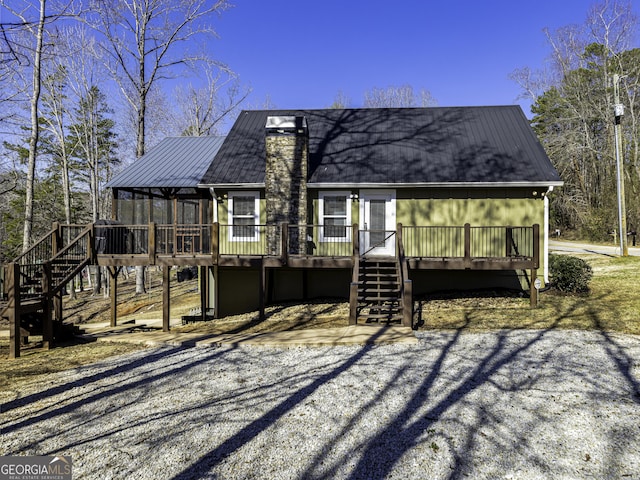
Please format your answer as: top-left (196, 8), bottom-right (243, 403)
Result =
top-left (548, 254), bottom-right (593, 294)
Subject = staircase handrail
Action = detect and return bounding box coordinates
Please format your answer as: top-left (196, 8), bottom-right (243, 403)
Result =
top-left (360, 229), bottom-right (396, 257)
top-left (11, 226), bottom-right (58, 265)
top-left (47, 225), bottom-right (94, 296)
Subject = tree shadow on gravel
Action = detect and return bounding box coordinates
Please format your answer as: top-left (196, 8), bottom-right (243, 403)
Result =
top-left (0, 344), bottom-right (232, 433)
top-left (169, 293), bottom-right (639, 479)
top-left (2, 294), bottom-right (638, 479)
top-left (333, 298), bottom-right (640, 480)
top-left (168, 328), bottom-right (393, 479)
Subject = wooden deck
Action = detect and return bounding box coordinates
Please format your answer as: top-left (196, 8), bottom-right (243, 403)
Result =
top-left (2, 221), bottom-right (540, 358)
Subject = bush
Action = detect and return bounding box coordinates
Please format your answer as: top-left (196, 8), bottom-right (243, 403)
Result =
top-left (549, 254), bottom-right (593, 294)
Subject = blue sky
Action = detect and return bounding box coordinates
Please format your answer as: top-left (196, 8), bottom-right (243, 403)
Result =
top-left (211, 1), bottom-right (639, 114)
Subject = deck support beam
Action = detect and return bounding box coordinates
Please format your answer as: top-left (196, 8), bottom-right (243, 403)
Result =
top-left (41, 262), bottom-right (52, 350)
top-left (199, 266), bottom-right (207, 321)
top-left (8, 263), bottom-right (20, 359)
top-left (108, 267), bottom-right (121, 327)
top-left (259, 260), bottom-right (266, 321)
top-left (530, 267), bottom-right (538, 308)
top-left (163, 266), bottom-right (170, 331)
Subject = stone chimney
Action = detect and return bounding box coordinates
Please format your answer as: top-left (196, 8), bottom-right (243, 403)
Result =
top-left (265, 115), bottom-right (308, 255)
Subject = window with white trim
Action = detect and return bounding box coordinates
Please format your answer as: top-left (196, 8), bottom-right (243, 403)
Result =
top-left (319, 191), bottom-right (351, 242)
top-left (228, 192), bottom-right (260, 241)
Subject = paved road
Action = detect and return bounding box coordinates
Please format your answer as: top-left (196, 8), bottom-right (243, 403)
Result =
top-left (549, 239), bottom-right (640, 256)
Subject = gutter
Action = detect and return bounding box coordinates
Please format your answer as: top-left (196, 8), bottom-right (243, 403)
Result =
top-left (199, 181), bottom-right (565, 189)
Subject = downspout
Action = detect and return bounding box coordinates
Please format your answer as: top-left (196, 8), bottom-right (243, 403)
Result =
top-left (543, 186), bottom-right (554, 284)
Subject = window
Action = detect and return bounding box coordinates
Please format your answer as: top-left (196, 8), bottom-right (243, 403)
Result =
top-left (228, 192), bottom-right (259, 241)
top-left (319, 191), bottom-right (351, 242)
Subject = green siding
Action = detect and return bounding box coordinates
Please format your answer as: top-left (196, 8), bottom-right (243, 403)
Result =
top-left (395, 188), bottom-right (543, 227)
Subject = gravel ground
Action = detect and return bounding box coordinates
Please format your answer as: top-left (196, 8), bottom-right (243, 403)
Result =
top-left (1, 329), bottom-right (639, 480)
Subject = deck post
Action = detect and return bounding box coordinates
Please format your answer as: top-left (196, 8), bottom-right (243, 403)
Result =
top-left (41, 262), bottom-right (53, 350)
top-left (52, 222), bottom-right (61, 255)
top-left (530, 267), bottom-right (538, 307)
top-left (199, 266), bottom-right (207, 321)
top-left (212, 222), bottom-right (219, 265)
top-left (259, 260), bottom-right (266, 321)
top-left (464, 223), bottom-right (471, 267)
top-left (530, 223), bottom-right (541, 308)
top-left (402, 279), bottom-right (413, 328)
top-left (349, 250), bottom-right (360, 325)
top-left (352, 223), bottom-right (359, 258)
top-left (532, 224), bottom-right (540, 268)
top-left (108, 267), bottom-right (120, 327)
top-left (148, 222), bottom-right (156, 265)
top-left (349, 282), bottom-right (358, 325)
top-left (53, 292), bottom-right (63, 324)
top-left (163, 266), bottom-right (170, 332)
top-left (8, 263), bottom-right (20, 359)
top-left (51, 222), bottom-right (62, 328)
top-left (281, 222), bottom-right (288, 264)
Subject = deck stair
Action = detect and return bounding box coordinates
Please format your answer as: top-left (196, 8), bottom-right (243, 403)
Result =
top-left (1, 226), bottom-right (93, 356)
top-left (356, 257), bottom-right (403, 324)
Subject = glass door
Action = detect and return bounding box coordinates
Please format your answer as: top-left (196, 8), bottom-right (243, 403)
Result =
top-left (360, 190), bottom-right (396, 256)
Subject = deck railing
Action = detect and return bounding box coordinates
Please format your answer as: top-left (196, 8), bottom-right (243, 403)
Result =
top-left (86, 222), bottom-right (538, 263)
top-left (402, 226), bottom-right (465, 258)
top-left (287, 224), bottom-right (353, 257)
top-left (218, 224), bottom-right (281, 256)
top-left (401, 224), bottom-right (537, 260)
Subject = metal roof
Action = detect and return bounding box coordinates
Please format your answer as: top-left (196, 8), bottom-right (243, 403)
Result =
top-left (200, 106), bottom-right (562, 187)
top-left (107, 136), bottom-right (225, 189)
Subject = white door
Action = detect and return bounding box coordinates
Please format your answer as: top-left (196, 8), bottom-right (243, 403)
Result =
top-left (360, 190), bottom-right (396, 256)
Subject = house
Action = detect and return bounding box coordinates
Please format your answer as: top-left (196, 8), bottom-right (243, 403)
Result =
top-left (105, 105), bottom-right (562, 326)
top-left (2, 105), bottom-right (563, 358)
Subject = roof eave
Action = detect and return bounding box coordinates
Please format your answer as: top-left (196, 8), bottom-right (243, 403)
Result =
top-left (307, 181), bottom-right (564, 189)
top-left (198, 183), bottom-right (266, 189)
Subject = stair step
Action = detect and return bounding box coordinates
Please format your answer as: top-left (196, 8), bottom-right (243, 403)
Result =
top-left (359, 286), bottom-right (399, 291)
top-left (360, 272), bottom-right (398, 278)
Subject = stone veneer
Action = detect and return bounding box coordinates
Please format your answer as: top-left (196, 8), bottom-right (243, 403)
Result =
top-left (264, 116), bottom-right (308, 255)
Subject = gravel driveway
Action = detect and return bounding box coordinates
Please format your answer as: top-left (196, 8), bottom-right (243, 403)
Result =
top-left (2, 329), bottom-right (639, 479)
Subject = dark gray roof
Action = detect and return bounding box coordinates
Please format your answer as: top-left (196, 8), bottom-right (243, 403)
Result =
top-left (107, 136), bottom-right (225, 188)
top-left (200, 106), bottom-right (562, 187)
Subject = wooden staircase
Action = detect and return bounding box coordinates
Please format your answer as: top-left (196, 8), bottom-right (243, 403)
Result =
top-left (1, 225), bottom-right (94, 358)
top-left (350, 257), bottom-right (413, 326)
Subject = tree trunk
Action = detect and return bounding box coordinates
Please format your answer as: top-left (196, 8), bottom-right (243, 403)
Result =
top-left (135, 265), bottom-right (146, 294)
top-left (22, 0), bottom-right (46, 252)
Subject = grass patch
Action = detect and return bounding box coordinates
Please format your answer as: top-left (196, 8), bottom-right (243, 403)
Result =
top-left (415, 254), bottom-right (640, 334)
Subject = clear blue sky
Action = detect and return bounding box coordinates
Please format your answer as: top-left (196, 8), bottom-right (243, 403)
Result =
top-left (211, 0), bottom-right (639, 114)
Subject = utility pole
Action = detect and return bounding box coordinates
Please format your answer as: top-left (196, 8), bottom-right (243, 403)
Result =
top-left (613, 73), bottom-right (628, 256)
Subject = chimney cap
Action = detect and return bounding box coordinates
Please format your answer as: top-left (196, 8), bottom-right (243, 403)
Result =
top-left (265, 115), bottom-right (307, 133)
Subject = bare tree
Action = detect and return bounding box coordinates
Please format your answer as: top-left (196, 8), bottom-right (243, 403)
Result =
top-left (363, 85), bottom-right (436, 108)
top-left (89, 0), bottom-right (231, 156)
top-left (4, 0), bottom-right (47, 252)
top-left (0, 0), bottom-right (76, 251)
top-left (89, 0), bottom-right (231, 293)
top-left (329, 90), bottom-right (352, 109)
top-left (176, 67), bottom-right (251, 136)
top-left (514, 0), bottom-right (639, 238)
